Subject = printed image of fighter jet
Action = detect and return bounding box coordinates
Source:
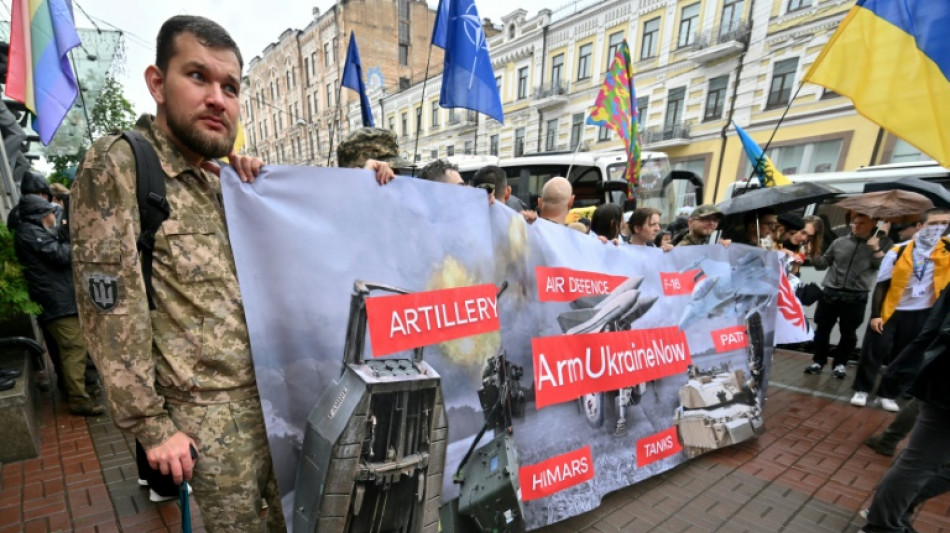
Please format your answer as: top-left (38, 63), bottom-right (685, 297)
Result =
top-left (678, 253), bottom-right (775, 331)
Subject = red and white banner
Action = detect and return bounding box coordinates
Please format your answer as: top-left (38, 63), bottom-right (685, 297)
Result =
top-left (519, 445), bottom-right (595, 501)
top-left (711, 325), bottom-right (749, 353)
top-left (365, 284), bottom-right (499, 356)
top-left (774, 270), bottom-right (812, 344)
top-left (535, 267), bottom-right (629, 302)
top-left (636, 427), bottom-right (683, 467)
top-left (532, 327), bottom-right (691, 409)
top-left (659, 270), bottom-right (702, 296)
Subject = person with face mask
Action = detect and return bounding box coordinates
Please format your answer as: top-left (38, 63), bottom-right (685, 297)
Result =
top-left (850, 208), bottom-right (950, 413)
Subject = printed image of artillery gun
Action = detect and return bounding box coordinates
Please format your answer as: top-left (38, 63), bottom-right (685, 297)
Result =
top-left (673, 364), bottom-right (762, 457)
top-left (293, 280), bottom-right (526, 533)
top-left (439, 347), bottom-right (527, 533)
top-left (555, 276), bottom-right (658, 436)
top-left (293, 280), bottom-right (446, 533)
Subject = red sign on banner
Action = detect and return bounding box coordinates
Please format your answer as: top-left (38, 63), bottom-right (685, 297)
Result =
top-left (519, 445), bottom-right (595, 501)
top-left (532, 327), bottom-right (691, 409)
top-left (636, 427), bottom-right (683, 467)
top-left (535, 267), bottom-right (629, 302)
top-left (711, 325), bottom-right (749, 353)
top-left (365, 284), bottom-right (499, 357)
top-left (658, 270), bottom-right (702, 296)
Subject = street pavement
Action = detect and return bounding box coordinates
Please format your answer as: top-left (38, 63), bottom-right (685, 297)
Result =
top-left (1, 348), bottom-right (948, 532)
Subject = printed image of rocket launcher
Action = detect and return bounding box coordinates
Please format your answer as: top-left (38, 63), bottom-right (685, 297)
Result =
top-left (554, 276), bottom-right (659, 436)
top-left (293, 280), bottom-right (448, 533)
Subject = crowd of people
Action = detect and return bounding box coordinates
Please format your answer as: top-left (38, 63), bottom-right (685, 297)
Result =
top-left (2, 13), bottom-right (949, 533)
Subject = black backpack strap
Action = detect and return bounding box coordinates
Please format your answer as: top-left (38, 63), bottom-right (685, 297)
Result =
top-left (121, 131), bottom-right (170, 310)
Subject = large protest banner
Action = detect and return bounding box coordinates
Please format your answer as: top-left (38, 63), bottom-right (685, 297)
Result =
top-left (221, 166), bottom-right (780, 530)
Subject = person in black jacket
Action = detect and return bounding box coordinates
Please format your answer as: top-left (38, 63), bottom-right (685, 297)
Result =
top-left (12, 194), bottom-right (103, 416)
top-left (861, 284), bottom-right (950, 533)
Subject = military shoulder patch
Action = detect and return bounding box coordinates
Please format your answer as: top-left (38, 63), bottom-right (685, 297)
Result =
top-left (88, 274), bottom-right (119, 311)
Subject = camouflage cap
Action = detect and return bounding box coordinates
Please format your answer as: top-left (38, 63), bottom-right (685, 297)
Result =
top-left (337, 127), bottom-right (415, 170)
top-left (689, 204), bottom-right (723, 220)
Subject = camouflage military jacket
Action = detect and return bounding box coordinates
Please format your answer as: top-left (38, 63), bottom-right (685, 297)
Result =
top-left (71, 115), bottom-right (258, 448)
top-left (676, 232), bottom-right (709, 247)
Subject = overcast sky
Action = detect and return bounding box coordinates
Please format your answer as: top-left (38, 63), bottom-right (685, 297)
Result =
top-left (69, 0), bottom-right (557, 116)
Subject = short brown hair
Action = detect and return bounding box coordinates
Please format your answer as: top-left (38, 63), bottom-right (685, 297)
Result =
top-left (627, 207), bottom-right (660, 231)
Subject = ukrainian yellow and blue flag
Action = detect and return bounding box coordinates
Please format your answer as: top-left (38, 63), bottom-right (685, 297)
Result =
top-left (733, 121), bottom-right (791, 187)
top-left (804, 0), bottom-right (950, 168)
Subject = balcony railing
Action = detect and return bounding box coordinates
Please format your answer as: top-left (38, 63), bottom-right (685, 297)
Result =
top-left (688, 20), bottom-right (751, 64)
top-left (530, 82), bottom-right (570, 109)
top-left (643, 123), bottom-right (691, 148)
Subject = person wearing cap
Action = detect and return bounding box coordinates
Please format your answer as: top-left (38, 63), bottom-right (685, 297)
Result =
top-left (12, 195), bottom-right (104, 416)
top-left (676, 204), bottom-right (725, 247)
top-left (336, 127), bottom-right (413, 175)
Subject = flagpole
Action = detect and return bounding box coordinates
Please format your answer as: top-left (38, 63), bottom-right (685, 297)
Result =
top-left (412, 44), bottom-right (435, 177)
top-left (745, 81), bottom-right (804, 184)
top-left (68, 49), bottom-right (94, 144)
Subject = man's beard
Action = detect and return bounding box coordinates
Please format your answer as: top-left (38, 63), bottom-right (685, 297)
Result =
top-left (166, 108), bottom-right (235, 159)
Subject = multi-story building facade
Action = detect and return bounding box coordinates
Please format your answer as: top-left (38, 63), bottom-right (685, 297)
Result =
top-left (240, 0), bottom-right (442, 166)
top-left (375, 0), bottom-right (931, 202)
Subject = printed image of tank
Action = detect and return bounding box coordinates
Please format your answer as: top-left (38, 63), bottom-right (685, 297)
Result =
top-left (554, 276), bottom-right (658, 436)
top-left (673, 364), bottom-right (763, 457)
top-left (293, 280), bottom-right (527, 533)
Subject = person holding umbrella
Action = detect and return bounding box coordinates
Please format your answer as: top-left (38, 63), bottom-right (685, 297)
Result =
top-left (804, 213), bottom-right (889, 379)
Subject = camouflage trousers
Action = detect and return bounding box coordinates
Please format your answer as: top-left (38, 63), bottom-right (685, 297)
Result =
top-left (165, 396), bottom-right (286, 532)
top-left (44, 316), bottom-right (91, 403)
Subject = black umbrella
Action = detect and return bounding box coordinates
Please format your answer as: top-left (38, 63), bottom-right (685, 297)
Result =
top-left (863, 176), bottom-right (950, 208)
top-left (716, 182), bottom-right (844, 216)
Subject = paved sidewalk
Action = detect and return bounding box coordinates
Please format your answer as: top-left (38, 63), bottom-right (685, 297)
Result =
top-left (1, 349), bottom-right (949, 532)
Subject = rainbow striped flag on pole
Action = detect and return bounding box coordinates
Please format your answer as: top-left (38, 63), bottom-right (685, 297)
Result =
top-left (8, 0), bottom-right (82, 145)
top-left (587, 40), bottom-right (639, 199)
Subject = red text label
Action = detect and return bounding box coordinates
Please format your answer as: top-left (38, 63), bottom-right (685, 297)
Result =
top-left (636, 427), bottom-right (684, 467)
top-left (535, 266), bottom-right (629, 302)
top-left (712, 325), bottom-right (749, 353)
top-left (659, 270), bottom-right (702, 296)
top-left (519, 445), bottom-right (595, 501)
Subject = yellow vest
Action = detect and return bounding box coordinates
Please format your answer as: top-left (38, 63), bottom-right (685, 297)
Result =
top-left (882, 237), bottom-right (950, 323)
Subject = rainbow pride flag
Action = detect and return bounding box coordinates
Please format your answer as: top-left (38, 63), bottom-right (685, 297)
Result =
top-left (8, 0), bottom-right (81, 145)
top-left (804, 0), bottom-right (950, 168)
top-left (587, 40), bottom-right (639, 198)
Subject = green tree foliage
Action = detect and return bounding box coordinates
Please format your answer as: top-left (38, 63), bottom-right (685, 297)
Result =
top-left (0, 224), bottom-right (41, 320)
top-left (48, 76), bottom-right (136, 184)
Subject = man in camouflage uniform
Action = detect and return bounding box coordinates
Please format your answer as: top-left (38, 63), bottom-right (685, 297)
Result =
top-left (69, 16), bottom-right (281, 531)
top-left (336, 126), bottom-right (415, 172)
top-left (677, 204), bottom-right (725, 246)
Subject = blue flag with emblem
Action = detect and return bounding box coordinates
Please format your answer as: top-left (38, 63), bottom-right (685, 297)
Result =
top-left (432, 0), bottom-right (504, 124)
top-left (341, 31), bottom-right (375, 127)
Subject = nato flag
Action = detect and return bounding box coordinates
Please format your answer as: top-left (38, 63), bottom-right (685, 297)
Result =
top-left (432, 0), bottom-right (504, 124)
top-left (341, 32), bottom-right (375, 127)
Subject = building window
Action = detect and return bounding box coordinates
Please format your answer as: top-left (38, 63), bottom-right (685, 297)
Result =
top-left (598, 126), bottom-right (611, 142)
top-left (430, 149), bottom-right (438, 160)
top-left (447, 145), bottom-right (455, 156)
top-left (490, 135), bottom-right (499, 156)
top-left (388, 116), bottom-right (395, 131)
top-left (291, 69), bottom-right (296, 87)
top-left (401, 112), bottom-right (408, 136)
top-left (551, 54), bottom-right (564, 88)
top-left (767, 57), bottom-right (799, 109)
top-left (607, 32), bottom-right (624, 62)
top-left (464, 140), bottom-right (473, 155)
top-left (641, 18), bottom-right (660, 59)
top-left (415, 107), bottom-right (422, 132)
top-left (399, 44), bottom-right (409, 66)
top-left (704, 76), bottom-right (728, 121)
top-left (678, 3), bottom-right (700, 48)
top-left (577, 43), bottom-right (592, 80)
top-left (312, 91), bottom-right (319, 113)
top-left (637, 96), bottom-right (649, 124)
top-left (327, 83), bottom-right (334, 108)
top-left (665, 87), bottom-right (685, 127)
top-left (431, 102), bottom-right (440, 128)
top-left (889, 138), bottom-right (927, 163)
top-left (333, 37), bottom-right (339, 64)
top-left (821, 88), bottom-right (841, 99)
top-left (570, 112), bottom-right (584, 149)
top-left (517, 66), bottom-right (529, 99)
top-left (787, 0), bottom-right (811, 12)
top-left (398, 21), bottom-right (410, 44)
top-left (546, 119), bottom-right (558, 151)
top-left (721, 0), bottom-right (744, 36)
top-left (304, 58), bottom-right (310, 85)
top-left (467, 110), bottom-right (476, 122)
top-left (514, 128), bottom-right (525, 156)
top-left (324, 43), bottom-right (331, 66)
top-left (767, 138), bottom-right (842, 175)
